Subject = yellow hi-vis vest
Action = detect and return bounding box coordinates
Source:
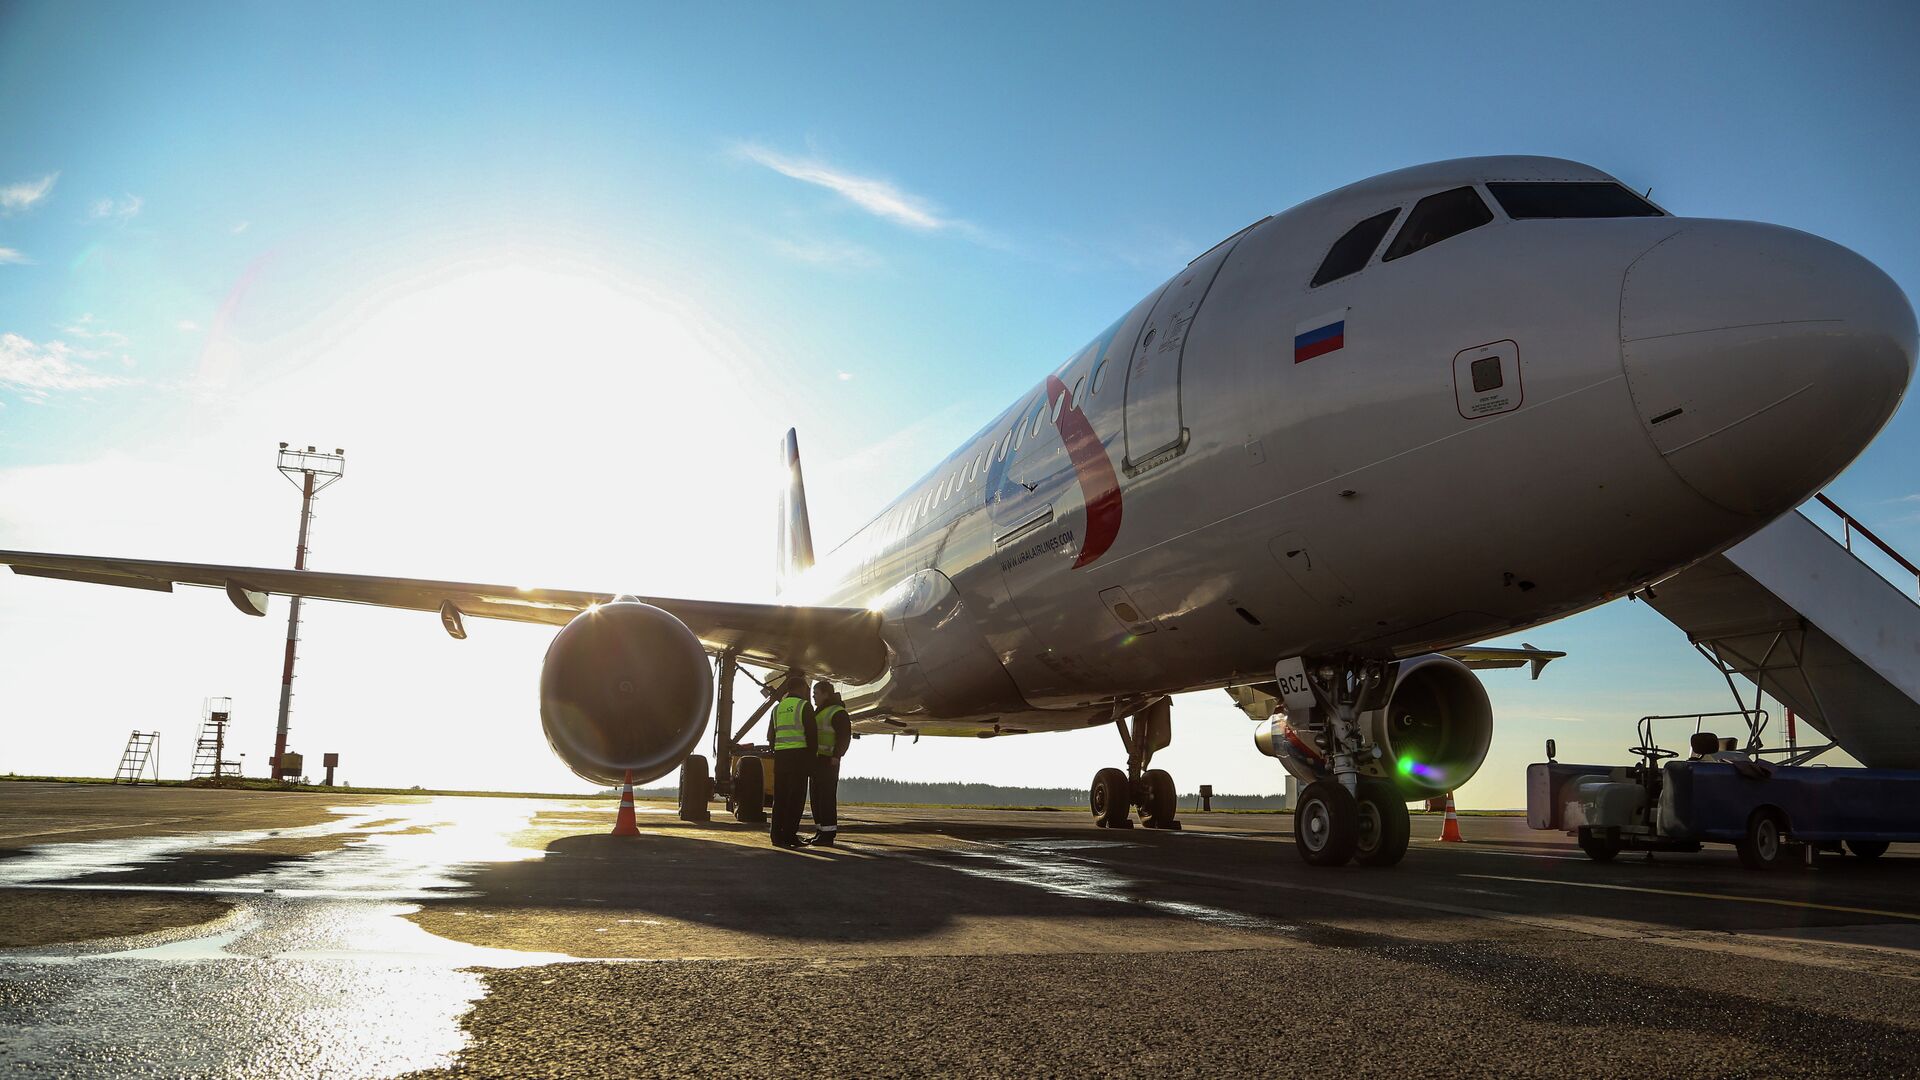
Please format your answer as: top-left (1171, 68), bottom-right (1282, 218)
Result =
top-left (772, 696), bottom-right (809, 751)
top-left (815, 703), bottom-right (846, 756)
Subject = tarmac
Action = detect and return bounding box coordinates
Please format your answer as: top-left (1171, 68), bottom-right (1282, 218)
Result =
top-left (2, 780), bottom-right (1918, 1077)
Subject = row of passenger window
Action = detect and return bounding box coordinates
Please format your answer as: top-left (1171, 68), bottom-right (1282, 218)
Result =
top-left (1311, 181), bottom-right (1663, 288)
top-left (860, 353), bottom-right (1121, 553)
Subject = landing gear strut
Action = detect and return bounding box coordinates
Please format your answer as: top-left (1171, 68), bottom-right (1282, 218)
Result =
top-left (676, 651), bottom-right (779, 825)
top-left (1285, 655), bottom-right (1411, 867)
top-left (1088, 700), bottom-right (1181, 830)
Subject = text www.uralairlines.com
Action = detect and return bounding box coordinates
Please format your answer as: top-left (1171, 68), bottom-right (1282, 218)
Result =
top-left (1001, 530), bottom-right (1075, 572)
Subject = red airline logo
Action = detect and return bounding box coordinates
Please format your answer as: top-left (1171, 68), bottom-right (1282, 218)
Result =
top-left (1045, 374), bottom-right (1123, 568)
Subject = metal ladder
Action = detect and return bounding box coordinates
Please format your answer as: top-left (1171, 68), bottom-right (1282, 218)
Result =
top-left (191, 697), bottom-right (235, 779)
top-left (114, 731), bottom-right (161, 784)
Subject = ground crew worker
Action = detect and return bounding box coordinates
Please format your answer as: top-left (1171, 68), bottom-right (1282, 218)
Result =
top-left (807, 679), bottom-right (852, 845)
top-left (768, 672), bottom-right (817, 848)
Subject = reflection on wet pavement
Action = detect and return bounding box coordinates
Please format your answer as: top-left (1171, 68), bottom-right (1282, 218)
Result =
top-left (0, 799), bottom-right (577, 1078)
top-left (946, 838), bottom-right (1296, 934)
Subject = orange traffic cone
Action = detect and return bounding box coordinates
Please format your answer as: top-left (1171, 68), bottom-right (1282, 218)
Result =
top-left (1439, 791), bottom-right (1463, 842)
top-left (611, 770), bottom-right (640, 836)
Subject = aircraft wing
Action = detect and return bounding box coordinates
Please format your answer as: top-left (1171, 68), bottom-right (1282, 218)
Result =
top-left (1440, 643), bottom-right (1565, 679)
top-left (0, 549), bottom-right (889, 684)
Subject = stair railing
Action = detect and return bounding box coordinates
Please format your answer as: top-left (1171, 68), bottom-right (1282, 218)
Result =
top-left (1813, 492), bottom-right (1920, 599)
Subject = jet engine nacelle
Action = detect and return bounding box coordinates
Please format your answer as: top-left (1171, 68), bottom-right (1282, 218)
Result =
top-left (1254, 654), bottom-right (1493, 799)
top-left (538, 601), bottom-right (713, 786)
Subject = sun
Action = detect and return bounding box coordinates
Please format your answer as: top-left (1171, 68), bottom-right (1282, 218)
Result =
top-left (228, 251), bottom-right (790, 599)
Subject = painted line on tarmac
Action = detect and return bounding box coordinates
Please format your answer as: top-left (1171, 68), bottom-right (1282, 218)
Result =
top-left (1463, 874), bottom-right (1920, 922)
top-left (1061, 854), bottom-right (1920, 975)
top-left (917, 832), bottom-right (1920, 976)
top-left (0, 820), bottom-right (190, 841)
top-left (1178, 828), bottom-right (1585, 862)
top-left (935, 836), bottom-right (1617, 937)
top-left (1412, 842), bottom-right (1579, 861)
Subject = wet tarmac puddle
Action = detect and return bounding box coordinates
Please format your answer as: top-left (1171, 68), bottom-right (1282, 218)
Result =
top-left (943, 837), bottom-right (1296, 934)
top-left (0, 799), bottom-right (584, 1078)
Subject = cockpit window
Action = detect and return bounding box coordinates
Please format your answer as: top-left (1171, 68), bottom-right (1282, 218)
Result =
top-left (1311, 208), bottom-right (1399, 287)
top-left (1487, 181), bottom-right (1664, 219)
top-left (1382, 186), bottom-right (1494, 262)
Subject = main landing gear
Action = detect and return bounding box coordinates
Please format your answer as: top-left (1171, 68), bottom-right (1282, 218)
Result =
top-left (676, 651), bottom-right (774, 825)
top-left (1089, 700), bottom-right (1181, 830)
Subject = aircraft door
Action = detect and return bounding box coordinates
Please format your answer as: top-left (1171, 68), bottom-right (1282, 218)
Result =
top-left (1123, 234), bottom-right (1245, 474)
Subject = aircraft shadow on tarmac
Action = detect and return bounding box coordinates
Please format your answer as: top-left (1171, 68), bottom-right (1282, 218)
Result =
top-left (418, 816), bottom-right (1920, 954)
top-left (425, 822), bottom-right (1232, 946)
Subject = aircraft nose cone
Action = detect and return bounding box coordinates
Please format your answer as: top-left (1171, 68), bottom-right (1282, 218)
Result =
top-left (1620, 222), bottom-right (1915, 517)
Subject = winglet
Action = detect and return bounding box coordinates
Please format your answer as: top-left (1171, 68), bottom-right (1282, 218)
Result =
top-left (1521, 642), bottom-right (1557, 681)
top-left (776, 428), bottom-right (815, 595)
top-left (1441, 643), bottom-right (1567, 680)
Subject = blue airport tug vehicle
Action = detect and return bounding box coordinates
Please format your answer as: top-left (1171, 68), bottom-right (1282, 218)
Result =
top-left (1528, 712), bottom-right (1920, 869)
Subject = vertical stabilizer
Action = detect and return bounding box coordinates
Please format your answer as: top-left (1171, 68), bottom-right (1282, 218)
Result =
top-left (776, 428), bottom-right (815, 594)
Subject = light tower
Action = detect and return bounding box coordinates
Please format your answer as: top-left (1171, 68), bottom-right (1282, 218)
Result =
top-left (272, 443), bottom-right (345, 781)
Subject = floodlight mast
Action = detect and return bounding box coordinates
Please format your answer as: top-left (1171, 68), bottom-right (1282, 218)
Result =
top-left (272, 443), bottom-right (345, 781)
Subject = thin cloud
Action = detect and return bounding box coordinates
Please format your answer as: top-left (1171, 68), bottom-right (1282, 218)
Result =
top-left (767, 235), bottom-right (884, 270)
top-left (1, 173), bottom-right (57, 213)
top-left (0, 247), bottom-right (28, 265)
top-left (177, 319), bottom-right (201, 333)
top-left (90, 194), bottom-right (143, 220)
top-left (61, 314), bottom-right (130, 348)
top-left (0, 333), bottom-right (133, 402)
top-left (737, 144), bottom-right (955, 232)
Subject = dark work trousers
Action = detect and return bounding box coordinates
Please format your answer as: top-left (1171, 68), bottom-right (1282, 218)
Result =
top-left (771, 748), bottom-right (812, 845)
top-left (808, 756), bottom-right (840, 838)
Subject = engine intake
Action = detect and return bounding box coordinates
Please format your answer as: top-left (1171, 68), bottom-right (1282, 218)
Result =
top-left (1254, 654), bottom-right (1494, 798)
top-left (1370, 654), bottom-right (1494, 797)
top-left (539, 601), bottom-right (713, 786)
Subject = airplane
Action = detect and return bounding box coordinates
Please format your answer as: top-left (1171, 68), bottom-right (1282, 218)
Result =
top-left (3, 156), bottom-right (1912, 867)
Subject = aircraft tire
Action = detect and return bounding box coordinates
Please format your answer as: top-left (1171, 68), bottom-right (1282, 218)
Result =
top-left (1353, 781), bottom-right (1410, 866)
top-left (1848, 839), bottom-right (1890, 860)
top-left (732, 756), bottom-right (767, 824)
top-left (678, 755), bottom-right (712, 822)
top-left (1735, 807), bottom-right (1790, 870)
top-left (1141, 768), bottom-right (1179, 829)
top-left (1091, 767), bottom-right (1131, 828)
top-left (1295, 780), bottom-right (1359, 866)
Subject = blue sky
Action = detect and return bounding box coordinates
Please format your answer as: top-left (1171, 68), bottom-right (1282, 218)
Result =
top-left (2, 2), bottom-right (1917, 805)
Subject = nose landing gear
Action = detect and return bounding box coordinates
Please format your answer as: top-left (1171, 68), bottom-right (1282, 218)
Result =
top-left (1294, 776), bottom-right (1411, 866)
top-left (1294, 780), bottom-right (1357, 865)
top-left (1352, 779), bottom-right (1411, 866)
top-left (1089, 700), bottom-right (1182, 830)
top-left (1282, 655), bottom-right (1414, 867)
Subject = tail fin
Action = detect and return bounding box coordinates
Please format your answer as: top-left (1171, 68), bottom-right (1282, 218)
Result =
top-left (775, 428), bottom-right (815, 595)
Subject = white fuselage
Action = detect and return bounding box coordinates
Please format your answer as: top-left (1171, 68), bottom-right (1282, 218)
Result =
top-left (784, 156), bottom-right (1916, 739)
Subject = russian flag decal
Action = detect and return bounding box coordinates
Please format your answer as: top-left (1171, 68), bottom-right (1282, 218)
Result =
top-left (1293, 311), bottom-right (1347, 364)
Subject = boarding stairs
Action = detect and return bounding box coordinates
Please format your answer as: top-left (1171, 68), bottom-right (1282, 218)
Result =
top-left (114, 731), bottom-right (161, 785)
top-left (1641, 494), bottom-right (1920, 768)
top-left (190, 697), bottom-right (238, 780)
